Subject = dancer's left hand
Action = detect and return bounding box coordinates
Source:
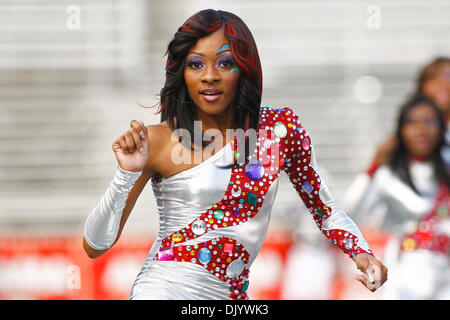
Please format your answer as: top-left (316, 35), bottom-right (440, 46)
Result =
top-left (354, 253), bottom-right (388, 292)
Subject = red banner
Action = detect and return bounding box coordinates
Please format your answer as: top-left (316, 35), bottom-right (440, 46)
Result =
top-left (0, 228), bottom-right (388, 300)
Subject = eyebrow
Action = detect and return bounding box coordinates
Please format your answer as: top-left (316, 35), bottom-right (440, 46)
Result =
top-left (188, 44), bottom-right (231, 57)
top-left (217, 44), bottom-right (231, 53)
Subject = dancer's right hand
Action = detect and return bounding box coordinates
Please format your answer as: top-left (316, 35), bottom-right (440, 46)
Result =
top-left (112, 120), bottom-right (149, 172)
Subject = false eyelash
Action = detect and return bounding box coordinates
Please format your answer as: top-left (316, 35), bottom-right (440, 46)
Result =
top-left (186, 58), bottom-right (205, 69)
top-left (216, 56), bottom-right (236, 68)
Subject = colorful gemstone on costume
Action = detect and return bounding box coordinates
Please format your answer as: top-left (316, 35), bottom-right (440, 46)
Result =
top-left (214, 210), bottom-right (224, 220)
top-left (192, 219), bottom-right (207, 235)
top-left (231, 187), bottom-right (242, 197)
top-left (157, 247), bottom-right (174, 261)
top-left (344, 238), bottom-right (353, 250)
top-left (302, 138), bottom-right (310, 151)
top-left (302, 181), bottom-right (314, 194)
top-left (172, 233), bottom-right (183, 242)
top-left (403, 238), bottom-right (416, 250)
top-left (226, 259), bottom-right (245, 278)
top-left (273, 121), bottom-right (287, 138)
top-left (437, 205), bottom-right (448, 217)
top-left (245, 159), bottom-right (264, 180)
top-left (241, 280), bottom-right (249, 293)
top-left (247, 191), bottom-right (257, 206)
top-left (198, 247), bottom-right (212, 264)
top-left (224, 243), bottom-right (233, 253)
top-left (315, 208), bottom-right (325, 217)
top-left (232, 207), bottom-right (240, 218)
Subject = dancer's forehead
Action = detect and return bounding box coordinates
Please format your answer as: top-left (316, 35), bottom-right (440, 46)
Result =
top-left (187, 28), bottom-right (231, 58)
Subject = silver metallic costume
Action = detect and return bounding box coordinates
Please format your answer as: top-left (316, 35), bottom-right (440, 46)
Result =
top-left (345, 160), bottom-right (450, 299)
top-left (84, 106), bottom-right (373, 300)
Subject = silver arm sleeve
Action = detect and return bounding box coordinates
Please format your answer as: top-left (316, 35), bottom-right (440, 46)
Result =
top-left (83, 165), bottom-right (143, 250)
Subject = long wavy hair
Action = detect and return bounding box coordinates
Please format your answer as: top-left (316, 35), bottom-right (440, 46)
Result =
top-left (389, 93), bottom-right (450, 194)
top-left (148, 9), bottom-right (262, 159)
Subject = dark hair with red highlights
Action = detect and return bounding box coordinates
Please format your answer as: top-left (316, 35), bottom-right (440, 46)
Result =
top-left (152, 9), bottom-right (262, 155)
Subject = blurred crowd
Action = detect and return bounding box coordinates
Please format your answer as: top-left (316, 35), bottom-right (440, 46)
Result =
top-left (282, 57), bottom-right (450, 299)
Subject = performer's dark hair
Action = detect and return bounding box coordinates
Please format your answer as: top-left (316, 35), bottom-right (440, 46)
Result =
top-left (144, 9), bottom-right (262, 159)
top-left (389, 93), bottom-right (450, 194)
top-left (416, 56), bottom-right (450, 92)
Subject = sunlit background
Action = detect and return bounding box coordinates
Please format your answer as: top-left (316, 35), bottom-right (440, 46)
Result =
top-left (1, 0), bottom-right (449, 299)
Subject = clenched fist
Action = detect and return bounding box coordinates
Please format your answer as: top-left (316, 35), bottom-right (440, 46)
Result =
top-left (354, 253), bottom-right (388, 292)
top-left (112, 120), bottom-right (149, 172)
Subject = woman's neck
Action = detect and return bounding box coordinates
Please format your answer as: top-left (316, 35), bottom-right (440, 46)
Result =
top-left (194, 107), bottom-right (236, 134)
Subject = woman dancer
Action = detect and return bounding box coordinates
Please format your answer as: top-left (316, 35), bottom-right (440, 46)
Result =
top-left (367, 57), bottom-right (450, 172)
top-left (82, 9), bottom-right (387, 300)
top-left (346, 93), bottom-right (449, 299)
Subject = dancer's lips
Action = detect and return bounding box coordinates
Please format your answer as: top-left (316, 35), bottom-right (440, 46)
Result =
top-left (414, 136), bottom-right (430, 147)
top-left (200, 88), bottom-right (223, 102)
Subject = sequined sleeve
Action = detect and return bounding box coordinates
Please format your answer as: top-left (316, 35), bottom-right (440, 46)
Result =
top-left (280, 107), bottom-right (374, 260)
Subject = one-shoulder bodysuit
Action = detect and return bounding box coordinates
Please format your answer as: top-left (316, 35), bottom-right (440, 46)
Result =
top-left (128, 106), bottom-right (373, 300)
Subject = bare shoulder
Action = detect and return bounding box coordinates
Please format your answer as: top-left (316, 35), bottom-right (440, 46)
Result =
top-left (146, 120), bottom-right (174, 143)
top-left (142, 121), bottom-right (175, 175)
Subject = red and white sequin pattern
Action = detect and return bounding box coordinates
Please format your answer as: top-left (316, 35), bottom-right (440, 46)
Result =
top-left (154, 106), bottom-right (373, 299)
top-left (156, 236), bottom-right (250, 299)
top-left (277, 107), bottom-right (374, 259)
top-left (159, 135), bottom-right (280, 250)
top-left (401, 183), bottom-right (449, 255)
